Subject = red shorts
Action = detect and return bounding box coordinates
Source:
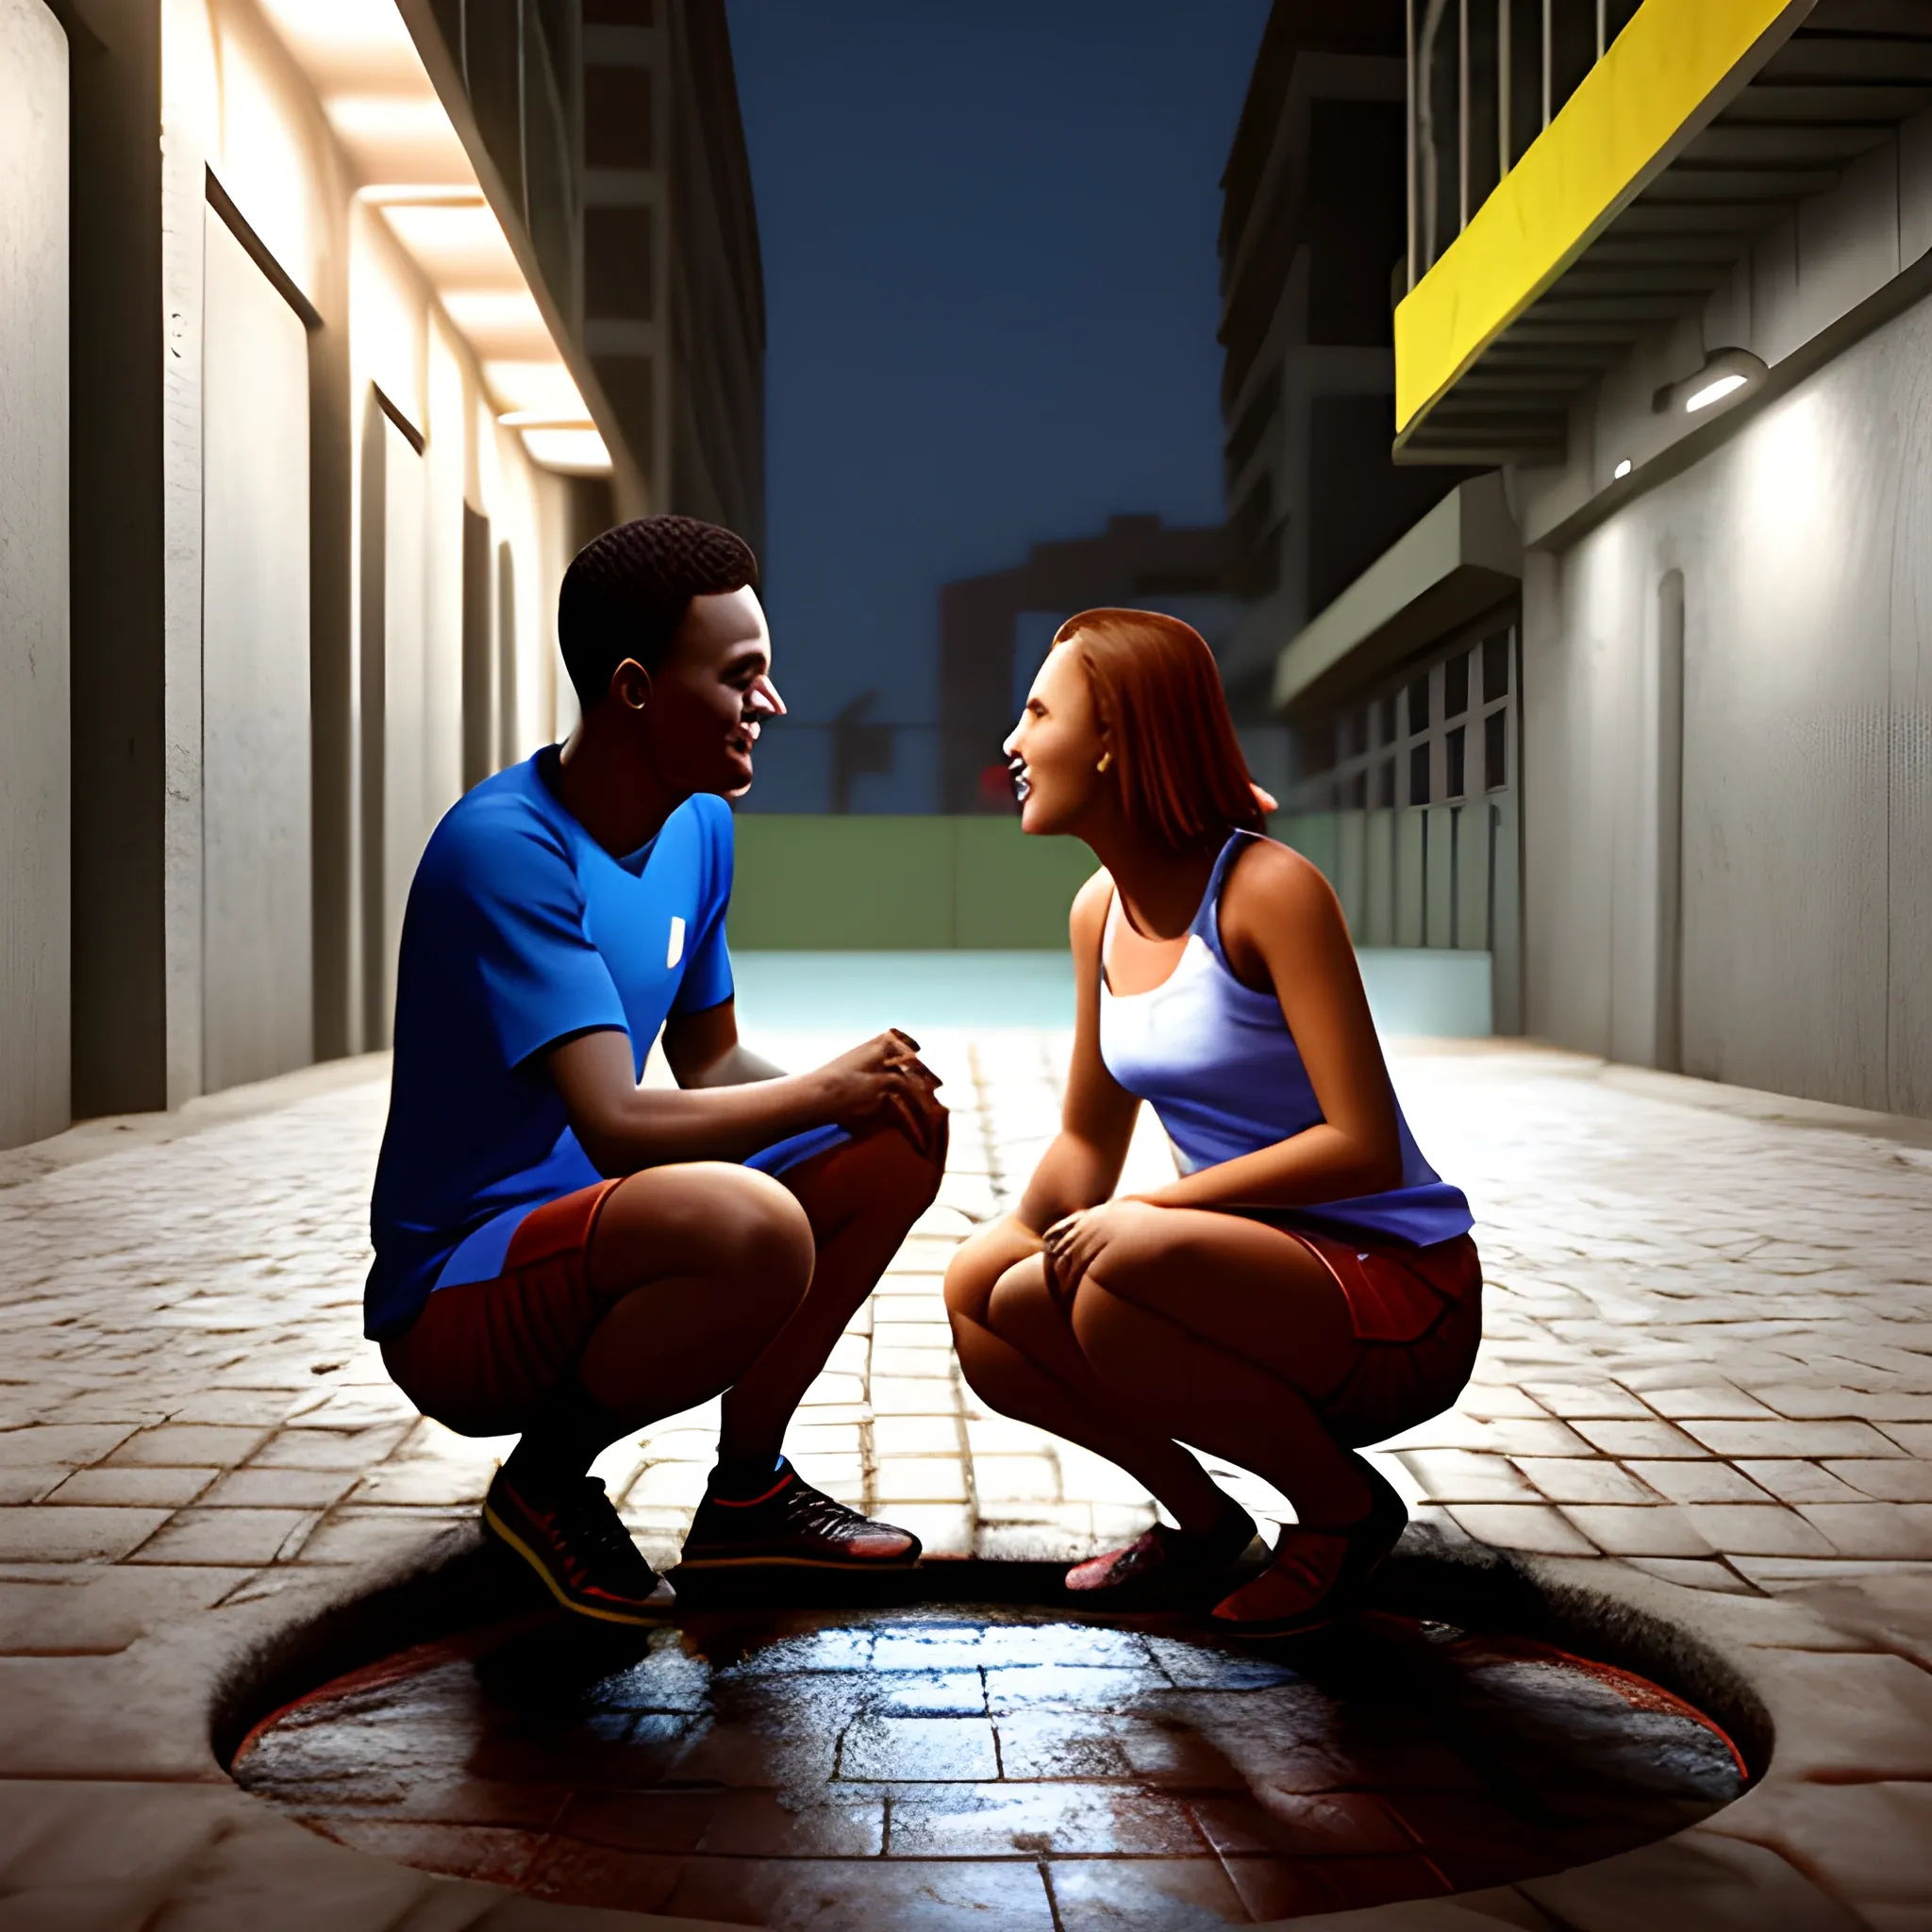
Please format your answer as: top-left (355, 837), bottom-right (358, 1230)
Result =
top-left (1298, 1229), bottom-right (1484, 1447)
top-left (1222, 1217), bottom-right (1484, 1448)
top-left (381, 1179), bottom-right (623, 1438)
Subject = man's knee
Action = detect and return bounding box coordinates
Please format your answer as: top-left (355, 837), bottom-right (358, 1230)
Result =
top-left (725, 1169), bottom-right (816, 1292)
top-left (853, 1121), bottom-right (947, 1219)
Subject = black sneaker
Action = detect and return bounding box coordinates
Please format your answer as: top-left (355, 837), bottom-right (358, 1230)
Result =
top-left (677, 1457), bottom-right (923, 1571)
top-left (482, 1470), bottom-right (673, 1626)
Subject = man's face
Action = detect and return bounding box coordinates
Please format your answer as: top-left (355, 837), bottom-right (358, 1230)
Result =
top-left (641, 586), bottom-right (785, 799)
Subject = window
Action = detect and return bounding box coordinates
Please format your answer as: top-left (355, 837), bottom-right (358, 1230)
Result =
top-left (1483, 631), bottom-right (1510, 704)
top-left (1284, 620), bottom-right (1515, 812)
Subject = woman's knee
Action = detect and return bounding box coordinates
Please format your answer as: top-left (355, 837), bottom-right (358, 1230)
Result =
top-left (1067, 1278), bottom-right (1166, 1398)
top-left (984, 1256), bottom-right (1060, 1351)
top-left (943, 1221), bottom-right (1021, 1327)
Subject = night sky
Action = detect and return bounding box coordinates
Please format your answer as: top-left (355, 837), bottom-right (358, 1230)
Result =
top-left (724, 0), bottom-right (1272, 810)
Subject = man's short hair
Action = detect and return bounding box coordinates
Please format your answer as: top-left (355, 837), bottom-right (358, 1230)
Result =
top-left (558, 515), bottom-right (759, 708)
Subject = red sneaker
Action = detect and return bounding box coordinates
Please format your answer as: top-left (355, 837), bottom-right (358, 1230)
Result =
top-left (678, 1457), bottom-right (922, 1570)
top-left (1065, 1495), bottom-right (1257, 1603)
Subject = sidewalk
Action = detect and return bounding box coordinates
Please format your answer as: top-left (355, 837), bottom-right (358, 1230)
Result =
top-left (1, 1032), bottom-right (1930, 1926)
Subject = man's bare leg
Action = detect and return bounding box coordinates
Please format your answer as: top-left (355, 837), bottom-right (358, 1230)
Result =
top-left (500, 1162), bottom-right (815, 1495)
top-left (718, 1124), bottom-right (947, 1468)
top-left (673, 1124), bottom-right (946, 1569)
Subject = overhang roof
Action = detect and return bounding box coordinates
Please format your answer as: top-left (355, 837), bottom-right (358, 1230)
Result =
top-left (1273, 475), bottom-right (1519, 719)
top-left (1395, 0), bottom-right (1932, 465)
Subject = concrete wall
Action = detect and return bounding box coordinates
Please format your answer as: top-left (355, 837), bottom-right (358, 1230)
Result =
top-left (200, 206), bottom-right (314, 1091)
top-left (0, 0), bottom-right (69, 1147)
top-left (1524, 291), bottom-right (1932, 1115)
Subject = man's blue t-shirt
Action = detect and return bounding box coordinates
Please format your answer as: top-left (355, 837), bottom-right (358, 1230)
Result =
top-left (365, 750), bottom-right (748, 1340)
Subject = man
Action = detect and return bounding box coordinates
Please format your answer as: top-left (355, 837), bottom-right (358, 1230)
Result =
top-left (365, 516), bottom-right (947, 1624)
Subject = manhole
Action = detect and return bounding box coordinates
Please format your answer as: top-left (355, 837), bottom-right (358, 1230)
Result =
top-left (232, 1605), bottom-right (1745, 1927)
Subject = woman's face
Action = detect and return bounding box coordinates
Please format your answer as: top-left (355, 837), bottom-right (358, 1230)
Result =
top-left (1003, 643), bottom-right (1109, 837)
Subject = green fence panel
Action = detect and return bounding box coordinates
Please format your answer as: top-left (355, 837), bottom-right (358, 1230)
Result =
top-left (953, 818), bottom-right (1101, 948)
top-left (729, 817), bottom-right (955, 949)
top-left (730, 815), bottom-right (1098, 949)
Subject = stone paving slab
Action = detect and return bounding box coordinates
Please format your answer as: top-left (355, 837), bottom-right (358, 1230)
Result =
top-left (0, 1034), bottom-right (1930, 1924)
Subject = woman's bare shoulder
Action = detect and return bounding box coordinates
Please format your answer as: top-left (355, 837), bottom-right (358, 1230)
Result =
top-left (1221, 836), bottom-right (1343, 946)
top-left (1069, 864), bottom-right (1116, 940)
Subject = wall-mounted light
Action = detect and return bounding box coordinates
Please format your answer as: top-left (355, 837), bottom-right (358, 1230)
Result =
top-left (1613, 458), bottom-right (1633, 480)
top-left (1654, 348), bottom-right (1768, 418)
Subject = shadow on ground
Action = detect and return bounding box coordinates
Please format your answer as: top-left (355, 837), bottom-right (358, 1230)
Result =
top-left (227, 1543), bottom-right (1749, 1929)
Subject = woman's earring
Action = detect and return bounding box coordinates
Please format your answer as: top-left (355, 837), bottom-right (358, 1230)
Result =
top-left (1095, 751), bottom-right (1113, 774)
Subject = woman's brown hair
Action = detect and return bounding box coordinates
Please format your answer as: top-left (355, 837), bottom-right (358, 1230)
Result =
top-left (1053, 608), bottom-right (1264, 850)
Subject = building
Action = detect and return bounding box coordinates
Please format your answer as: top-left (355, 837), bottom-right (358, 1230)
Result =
top-left (1215, 0), bottom-right (1515, 1024)
top-left (0, 0), bottom-right (762, 1151)
top-left (1295, 0), bottom-right (1932, 1112)
top-left (1215, 3), bottom-right (1475, 783)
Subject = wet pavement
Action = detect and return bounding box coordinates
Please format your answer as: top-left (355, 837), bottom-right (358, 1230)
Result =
top-left (232, 1605), bottom-right (1743, 1929)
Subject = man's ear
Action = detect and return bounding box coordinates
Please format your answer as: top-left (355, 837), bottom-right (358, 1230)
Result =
top-left (608, 658), bottom-right (653, 712)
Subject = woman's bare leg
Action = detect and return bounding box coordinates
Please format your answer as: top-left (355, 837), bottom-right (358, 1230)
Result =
top-left (945, 1220), bottom-right (1229, 1534)
top-left (1065, 1204), bottom-right (1374, 1527)
top-left (720, 1124), bottom-right (947, 1468)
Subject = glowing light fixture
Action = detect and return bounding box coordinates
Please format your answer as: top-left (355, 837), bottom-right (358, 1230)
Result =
top-left (520, 427), bottom-right (612, 474)
top-left (1685, 373), bottom-right (1747, 413)
top-left (325, 94), bottom-right (452, 141)
top-left (485, 360), bottom-right (590, 416)
top-left (1613, 458), bottom-right (1633, 479)
top-left (255, 0), bottom-right (616, 482)
top-left (1654, 348), bottom-right (1767, 419)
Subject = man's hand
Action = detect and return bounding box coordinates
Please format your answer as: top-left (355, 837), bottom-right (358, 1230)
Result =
top-left (810, 1030), bottom-right (946, 1159)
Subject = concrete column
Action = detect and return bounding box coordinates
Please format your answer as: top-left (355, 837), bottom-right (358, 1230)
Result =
top-left (0, 0), bottom-right (71, 1149)
top-left (67, 0), bottom-right (168, 1120)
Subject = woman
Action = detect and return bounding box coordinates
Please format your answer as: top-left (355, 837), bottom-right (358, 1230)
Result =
top-left (943, 609), bottom-right (1478, 1636)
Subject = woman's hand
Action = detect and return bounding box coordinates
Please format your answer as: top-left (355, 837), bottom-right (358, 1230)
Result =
top-left (1039, 1197), bottom-right (1155, 1300)
top-left (809, 1029), bottom-right (947, 1158)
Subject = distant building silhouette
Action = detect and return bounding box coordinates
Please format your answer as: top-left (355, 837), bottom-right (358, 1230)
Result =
top-left (937, 516), bottom-right (1232, 814)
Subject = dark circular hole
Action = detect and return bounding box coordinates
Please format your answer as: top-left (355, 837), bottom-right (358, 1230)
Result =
top-left (231, 1601), bottom-right (1745, 1924)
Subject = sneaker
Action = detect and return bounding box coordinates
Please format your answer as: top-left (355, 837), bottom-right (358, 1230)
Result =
top-left (677, 1457), bottom-right (923, 1570)
top-left (482, 1469), bottom-right (673, 1626)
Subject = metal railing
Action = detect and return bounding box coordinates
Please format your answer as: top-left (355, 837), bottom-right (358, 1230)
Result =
top-left (1407, 0), bottom-right (1643, 289)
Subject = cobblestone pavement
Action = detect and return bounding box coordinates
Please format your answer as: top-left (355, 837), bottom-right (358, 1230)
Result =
top-left (2, 1031), bottom-right (1931, 1926)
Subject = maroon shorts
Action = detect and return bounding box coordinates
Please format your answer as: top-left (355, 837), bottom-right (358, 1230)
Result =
top-left (381, 1179), bottom-right (624, 1438)
top-left (1221, 1216), bottom-right (1484, 1448)
top-left (1296, 1229), bottom-right (1484, 1447)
